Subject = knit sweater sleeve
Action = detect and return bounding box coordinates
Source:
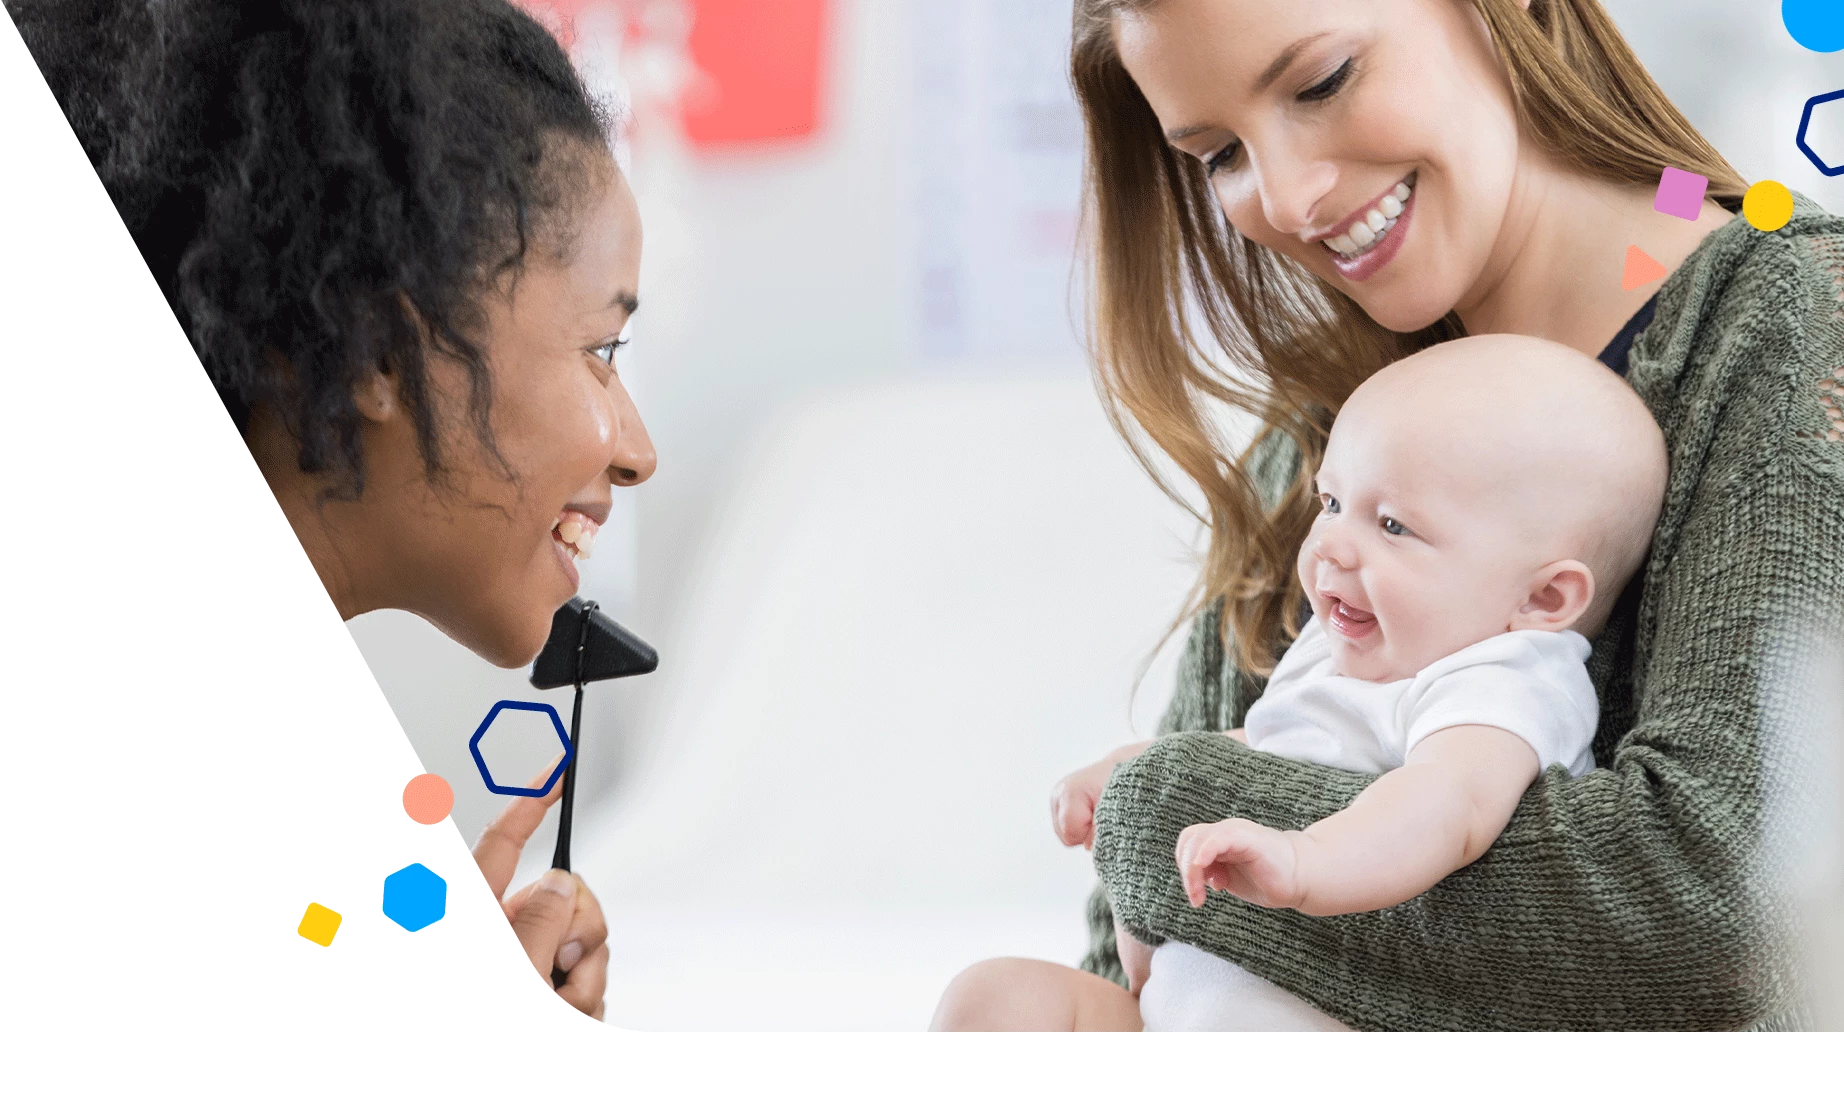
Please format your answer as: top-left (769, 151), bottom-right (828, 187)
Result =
top-left (1090, 219), bottom-right (1844, 1030)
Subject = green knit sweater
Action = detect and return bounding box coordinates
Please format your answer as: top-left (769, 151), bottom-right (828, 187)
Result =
top-left (1083, 196), bottom-right (1844, 1031)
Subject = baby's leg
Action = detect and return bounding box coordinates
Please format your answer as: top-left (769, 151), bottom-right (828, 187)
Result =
top-left (930, 958), bottom-right (1141, 1031)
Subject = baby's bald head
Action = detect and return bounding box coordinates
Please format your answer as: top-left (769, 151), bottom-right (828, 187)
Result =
top-left (1336, 333), bottom-right (1668, 637)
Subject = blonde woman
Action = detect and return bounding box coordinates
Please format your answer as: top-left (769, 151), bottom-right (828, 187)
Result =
top-left (953, 0), bottom-right (1844, 1030)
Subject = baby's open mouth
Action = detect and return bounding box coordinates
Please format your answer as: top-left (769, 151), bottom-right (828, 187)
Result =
top-left (1325, 595), bottom-right (1378, 639)
top-left (1322, 172), bottom-right (1416, 260)
top-left (552, 510), bottom-right (599, 562)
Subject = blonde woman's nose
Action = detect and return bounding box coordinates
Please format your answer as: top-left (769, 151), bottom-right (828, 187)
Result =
top-left (1250, 146), bottom-right (1338, 237)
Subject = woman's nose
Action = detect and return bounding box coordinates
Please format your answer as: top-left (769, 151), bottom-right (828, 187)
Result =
top-left (1247, 143), bottom-right (1338, 237)
top-left (605, 379), bottom-right (656, 487)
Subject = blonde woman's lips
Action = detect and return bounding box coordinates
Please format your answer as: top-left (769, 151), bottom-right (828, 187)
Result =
top-left (1321, 173), bottom-right (1417, 283)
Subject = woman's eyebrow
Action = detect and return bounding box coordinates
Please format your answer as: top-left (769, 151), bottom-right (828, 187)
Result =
top-left (1163, 32), bottom-right (1335, 143)
top-left (608, 291), bottom-right (640, 314)
top-left (1253, 32), bottom-right (1332, 95)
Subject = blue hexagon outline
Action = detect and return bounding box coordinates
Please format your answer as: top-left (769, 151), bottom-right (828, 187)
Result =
top-left (382, 862), bottom-right (447, 933)
top-left (1797, 88), bottom-right (1844, 177)
top-left (467, 699), bottom-right (575, 797)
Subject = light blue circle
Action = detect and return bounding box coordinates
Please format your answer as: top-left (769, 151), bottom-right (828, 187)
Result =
top-left (1785, 0), bottom-right (1844, 53)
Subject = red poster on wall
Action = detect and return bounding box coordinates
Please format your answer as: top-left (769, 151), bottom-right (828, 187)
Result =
top-left (679, 0), bottom-right (829, 148)
top-left (515, 0), bottom-right (830, 150)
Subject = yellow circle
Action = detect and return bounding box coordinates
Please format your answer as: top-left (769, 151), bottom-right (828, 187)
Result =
top-left (1743, 180), bottom-right (1794, 232)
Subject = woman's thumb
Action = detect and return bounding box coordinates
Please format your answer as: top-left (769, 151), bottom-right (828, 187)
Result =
top-left (509, 869), bottom-right (576, 976)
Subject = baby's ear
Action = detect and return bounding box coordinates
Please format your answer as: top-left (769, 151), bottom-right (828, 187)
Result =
top-left (1511, 560), bottom-right (1595, 634)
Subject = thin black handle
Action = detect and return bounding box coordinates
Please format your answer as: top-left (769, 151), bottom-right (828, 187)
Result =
top-left (550, 603), bottom-right (594, 989)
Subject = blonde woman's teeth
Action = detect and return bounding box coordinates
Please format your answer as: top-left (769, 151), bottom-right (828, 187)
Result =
top-left (1325, 177), bottom-right (1414, 259)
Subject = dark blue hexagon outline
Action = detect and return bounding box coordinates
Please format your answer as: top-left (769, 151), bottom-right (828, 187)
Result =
top-left (1797, 89), bottom-right (1844, 177)
top-left (467, 699), bottom-right (575, 797)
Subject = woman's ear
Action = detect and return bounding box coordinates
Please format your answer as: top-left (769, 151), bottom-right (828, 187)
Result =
top-left (1511, 559), bottom-right (1594, 634)
top-left (353, 369), bottom-right (399, 424)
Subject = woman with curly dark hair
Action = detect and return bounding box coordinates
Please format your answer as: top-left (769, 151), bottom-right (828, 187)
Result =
top-left (10, 0), bottom-right (655, 1019)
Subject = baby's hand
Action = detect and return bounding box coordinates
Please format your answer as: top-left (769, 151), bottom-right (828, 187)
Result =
top-left (1175, 818), bottom-right (1306, 911)
top-left (1050, 742), bottom-right (1150, 851)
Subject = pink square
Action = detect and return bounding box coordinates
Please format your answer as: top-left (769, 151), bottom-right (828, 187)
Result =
top-left (1654, 167), bottom-right (1708, 220)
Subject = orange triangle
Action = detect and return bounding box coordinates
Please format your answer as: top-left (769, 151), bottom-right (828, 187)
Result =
top-left (1622, 245), bottom-right (1666, 290)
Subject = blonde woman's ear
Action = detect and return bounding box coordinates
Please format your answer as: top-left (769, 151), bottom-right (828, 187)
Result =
top-left (1512, 560), bottom-right (1595, 634)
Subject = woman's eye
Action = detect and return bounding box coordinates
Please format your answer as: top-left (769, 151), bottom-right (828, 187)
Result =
top-left (1299, 59), bottom-right (1353, 103)
top-left (1205, 141), bottom-right (1242, 176)
top-left (1381, 516), bottom-right (1408, 536)
top-left (591, 338), bottom-right (628, 366)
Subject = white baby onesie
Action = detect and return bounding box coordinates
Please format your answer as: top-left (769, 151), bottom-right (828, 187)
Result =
top-left (1137, 616), bottom-right (1599, 1032)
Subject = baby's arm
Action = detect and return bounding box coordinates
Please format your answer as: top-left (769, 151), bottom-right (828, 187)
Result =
top-left (1176, 725), bottom-right (1539, 916)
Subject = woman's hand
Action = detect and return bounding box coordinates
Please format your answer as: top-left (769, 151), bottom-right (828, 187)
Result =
top-left (1050, 742), bottom-right (1152, 850)
top-left (472, 775), bottom-right (610, 1020)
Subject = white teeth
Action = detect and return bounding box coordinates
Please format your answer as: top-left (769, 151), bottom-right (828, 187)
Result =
top-left (558, 520), bottom-right (584, 545)
top-left (1323, 175), bottom-right (1414, 260)
top-left (575, 528), bottom-right (596, 558)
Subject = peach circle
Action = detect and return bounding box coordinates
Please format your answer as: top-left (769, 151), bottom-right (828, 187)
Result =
top-left (402, 773), bottom-right (454, 825)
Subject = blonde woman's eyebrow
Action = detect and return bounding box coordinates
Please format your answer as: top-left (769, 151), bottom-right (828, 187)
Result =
top-left (1253, 32), bottom-right (1333, 95)
top-left (1163, 32), bottom-right (1336, 145)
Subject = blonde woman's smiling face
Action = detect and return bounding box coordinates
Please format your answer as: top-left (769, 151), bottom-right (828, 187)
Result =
top-left (1112, 0), bottom-right (1527, 333)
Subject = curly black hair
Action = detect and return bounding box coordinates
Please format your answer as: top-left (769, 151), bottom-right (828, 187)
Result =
top-left (9, 0), bottom-right (611, 496)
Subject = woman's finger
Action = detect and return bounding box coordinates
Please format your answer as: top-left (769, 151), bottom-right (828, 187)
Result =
top-left (508, 868), bottom-right (577, 977)
top-left (556, 878), bottom-right (608, 973)
top-left (556, 943), bottom-right (609, 1017)
top-left (471, 759), bottom-right (565, 900)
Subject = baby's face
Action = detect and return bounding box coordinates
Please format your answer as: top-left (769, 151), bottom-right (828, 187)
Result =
top-left (1297, 407), bottom-right (1545, 683)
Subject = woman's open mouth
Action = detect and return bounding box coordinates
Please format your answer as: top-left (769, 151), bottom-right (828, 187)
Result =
top-left (1320, 172), bottom-right (1416, 282)
top-left (551, 509), bottom-right (600, 562)
top-left (1324, 595), bottom-right (1379, 641)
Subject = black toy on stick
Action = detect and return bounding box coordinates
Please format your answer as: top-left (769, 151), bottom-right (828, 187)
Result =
top-left (528, 597), bottom-right (659, 876)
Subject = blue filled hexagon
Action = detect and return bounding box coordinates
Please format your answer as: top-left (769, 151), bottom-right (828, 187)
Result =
top-left (467, 699), bottom-right (574, 797)
top-left (382, 863), bottom-right (447, 933)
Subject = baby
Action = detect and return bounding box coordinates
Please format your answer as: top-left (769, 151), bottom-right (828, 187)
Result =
top-left (931, 333), bottom-right (1669, 1031)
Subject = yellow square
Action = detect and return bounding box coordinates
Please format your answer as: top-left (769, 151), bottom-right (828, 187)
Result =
top-left (297, 902), bottom-right (342, 947)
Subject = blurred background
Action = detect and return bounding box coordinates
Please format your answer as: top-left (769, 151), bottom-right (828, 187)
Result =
top-left (345, 0), bottom-right (1844, 1030)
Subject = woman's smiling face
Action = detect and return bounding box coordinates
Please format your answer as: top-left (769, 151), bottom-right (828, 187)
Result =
top-left (358, 153), bottom-right (656, 667)
top-left (1113, 0), bottom-right (1525, 332)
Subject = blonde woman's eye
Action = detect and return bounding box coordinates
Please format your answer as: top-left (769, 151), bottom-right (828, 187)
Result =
top-left (1381, 516), bottom-right (1408, 536)
top-left (1205, 141), bottom-right (1242, 176)
top-left (1298, 58), bottom-right (1353, 103)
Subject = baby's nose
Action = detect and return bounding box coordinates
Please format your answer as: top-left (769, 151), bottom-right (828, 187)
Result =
top-left (1312, 534), bottom-right (1357, 569)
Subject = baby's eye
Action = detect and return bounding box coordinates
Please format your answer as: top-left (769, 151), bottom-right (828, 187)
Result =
top-left (1320, 494), bottom-right (1340, 514)
top-left (1380, 516), bottom-right (1408, 536)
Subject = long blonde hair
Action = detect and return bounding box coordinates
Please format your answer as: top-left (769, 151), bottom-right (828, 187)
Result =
top-left (1072, 0), bottom-right (1745, 674)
